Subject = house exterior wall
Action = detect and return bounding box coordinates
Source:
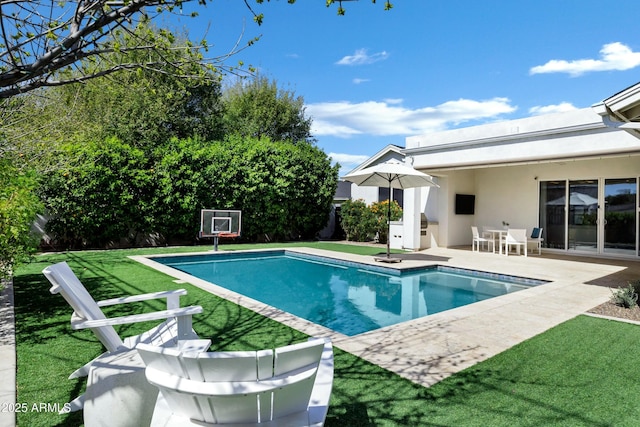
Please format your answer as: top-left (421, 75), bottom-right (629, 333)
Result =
top-left (403, 155), bottom-right (640, 250)
top-left (400, 108), bottom-right (640, 253)
top-left (350, 185), bottom-right (379, 205)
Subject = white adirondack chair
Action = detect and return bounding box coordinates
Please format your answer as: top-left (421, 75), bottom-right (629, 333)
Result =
top-left (43, 261), bottom-right (206, 423)
top-left (137, 338), bottom-right (334, 427)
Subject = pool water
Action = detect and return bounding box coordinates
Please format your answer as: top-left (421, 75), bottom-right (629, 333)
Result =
top-left (155, 251), bottom-right (545, 336)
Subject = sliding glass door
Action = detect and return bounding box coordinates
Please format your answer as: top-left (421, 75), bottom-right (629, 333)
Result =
top-left (567, 180), bottom-right (598, 253)
top-left (539, 178), bottom-right (638, 256)
top-left (604, 178), bottom-right (637, 256)
top-left (539, 181), bottom-right (566, 249)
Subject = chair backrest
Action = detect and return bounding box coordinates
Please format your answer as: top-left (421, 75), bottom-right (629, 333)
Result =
top-left (44, 261), bottom-right (124, 352)
top-left (531, 227), bottom-right (543, 239)
top-left (506, 229), bottom-right (527, 243)
top-left (471, 226), bottom-right (480, 238)
top-left (138, 339), bottom-right (326, 425)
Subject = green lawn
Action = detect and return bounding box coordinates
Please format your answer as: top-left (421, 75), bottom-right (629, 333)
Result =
top-left (13, 243), bottom-right (640, 426)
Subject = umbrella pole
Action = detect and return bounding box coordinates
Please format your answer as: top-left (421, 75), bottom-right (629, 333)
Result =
top-left (386, 182), bottom-right (391, 258)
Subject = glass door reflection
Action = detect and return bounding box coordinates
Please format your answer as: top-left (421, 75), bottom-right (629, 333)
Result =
top-left (539, 181), bottom-right (567, 249)
top-left (604, 178), bottom-right (637, 256)
top-left (567, 180), bottom-right (598, 252)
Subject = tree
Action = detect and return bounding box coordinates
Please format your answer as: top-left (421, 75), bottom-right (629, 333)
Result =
top-left (222, 76), bottom-right (314, 144)
top-left (3, 22), bottom-right (225, 158)
top-left (0, 0), bottom-right (392, 99)
top-left (0, 1), bottom-right (228, 99)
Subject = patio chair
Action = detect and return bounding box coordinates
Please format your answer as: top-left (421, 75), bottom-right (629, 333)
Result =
top-left (43, 261), bottom-right (204, 414)
top-left (503, 229), bottom-right (528, 256)
top-left (471, 226), bottom-right (494, 252)
top-left (137, 338), bottom-right (334, 427)
top-left (528, 227), bottom-right (544, 255)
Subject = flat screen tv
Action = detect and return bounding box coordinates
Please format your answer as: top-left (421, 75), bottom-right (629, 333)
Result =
top-left (455, 194), bottom-right (475, 215)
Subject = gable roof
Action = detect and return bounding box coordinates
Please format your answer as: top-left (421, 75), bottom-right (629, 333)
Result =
top-left (592, 81), bottom-right (640, 137)
top-left (341, 144), bottom-right (404, 177)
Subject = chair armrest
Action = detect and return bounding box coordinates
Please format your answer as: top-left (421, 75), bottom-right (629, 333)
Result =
top-left (71, 305), bottom-right (202, 330)
top-left (97, 289), bottom-right (187, 310)
top-left (308, 339), bottom-right (334, 425)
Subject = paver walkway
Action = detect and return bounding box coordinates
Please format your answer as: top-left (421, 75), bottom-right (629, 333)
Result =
top-left (0, 279), bottom-right (15, 427)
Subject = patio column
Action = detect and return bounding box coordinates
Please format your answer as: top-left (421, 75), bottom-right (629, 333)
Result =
top-left (402, 187), bottom-right (422, 250)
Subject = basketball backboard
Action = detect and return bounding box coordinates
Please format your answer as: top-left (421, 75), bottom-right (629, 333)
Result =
top-left (200, 209), bottom-right (241, 238)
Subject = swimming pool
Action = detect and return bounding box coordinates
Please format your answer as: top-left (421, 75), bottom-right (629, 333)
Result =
top-left (153, 250), bottom-right (546, 336)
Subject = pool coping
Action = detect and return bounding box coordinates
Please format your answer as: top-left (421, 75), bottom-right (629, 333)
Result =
top-left (130, 246), bottom-right (616, 388)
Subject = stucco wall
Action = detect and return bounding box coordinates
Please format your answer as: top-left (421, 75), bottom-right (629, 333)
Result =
top-left (350, 185), bottom-right (379, 205)
top-left (436, 169), bottom-right (477, 247)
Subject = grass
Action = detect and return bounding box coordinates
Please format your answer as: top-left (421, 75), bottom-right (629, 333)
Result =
top-left (12, 242), bottom-right (640, 426)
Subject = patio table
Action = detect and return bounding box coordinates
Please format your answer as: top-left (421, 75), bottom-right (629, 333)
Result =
top-left (485, 229), bottom-right (508, 254)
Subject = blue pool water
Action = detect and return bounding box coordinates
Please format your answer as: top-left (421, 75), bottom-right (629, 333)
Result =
top-left (154, 251), bottom-right (546, 336)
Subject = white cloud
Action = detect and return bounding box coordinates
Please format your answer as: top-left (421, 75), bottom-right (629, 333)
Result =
top-left (306, 98), bottom-right (517, 138)
top-left (336, 48), bottom-right (389, 66)
top-left (530, 42), bottom-right (640, 77)
top-left (384, 98), bottom-right (403, 105)
top-left (529, 102), bottom-right (578, 116)
top-left (353, 78), bottom-right (370, 84)
top-left (328, 152), bottom-right (370, 170)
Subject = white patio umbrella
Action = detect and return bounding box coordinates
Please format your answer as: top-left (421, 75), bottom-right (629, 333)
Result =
top-left (343, 159), bottom-right (438, 262)
top-left (547, 192), bottom-right (598, 206)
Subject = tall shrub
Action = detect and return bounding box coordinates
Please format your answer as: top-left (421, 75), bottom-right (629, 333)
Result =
top-left (340, 199), bottom-right (377, 242)
top-left (340, 199), bottom-right (403, 243)
top-left (370, 199), bottom-right (403, 243)
top-left (0, 158), bottom-right (42, 280)
top-left (40, 137), bottom-right (155, 248)
top-left (207, 135), bottom-right (338, 241)
top-left (153, 137), bottom-right (224, 241)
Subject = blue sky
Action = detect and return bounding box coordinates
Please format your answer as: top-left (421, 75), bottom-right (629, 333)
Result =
top-left (168, 1), bottom-right (640, 173)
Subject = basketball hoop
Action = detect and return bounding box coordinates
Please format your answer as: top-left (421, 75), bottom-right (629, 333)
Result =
top-left (200, 210), bottom-right (241, 251)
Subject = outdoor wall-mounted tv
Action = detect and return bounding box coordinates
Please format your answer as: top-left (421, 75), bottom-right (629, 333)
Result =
top-left (455, 194), bottom-right (475, 215)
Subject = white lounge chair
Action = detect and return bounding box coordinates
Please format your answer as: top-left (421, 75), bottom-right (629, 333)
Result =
top-left (503, 229), bottom-right (528, 256)
top-left (471, 226), bottom-right (494, 252)
top-left (137, 338), bottom-right (334, 427)
top-left (43, 261), bottom-right (206, 422)
top-left (528, 227), bottom-right (544, 255)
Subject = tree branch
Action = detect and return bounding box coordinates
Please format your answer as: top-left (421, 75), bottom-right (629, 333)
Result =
top-left (0, 0), bottom-right (391, 99)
